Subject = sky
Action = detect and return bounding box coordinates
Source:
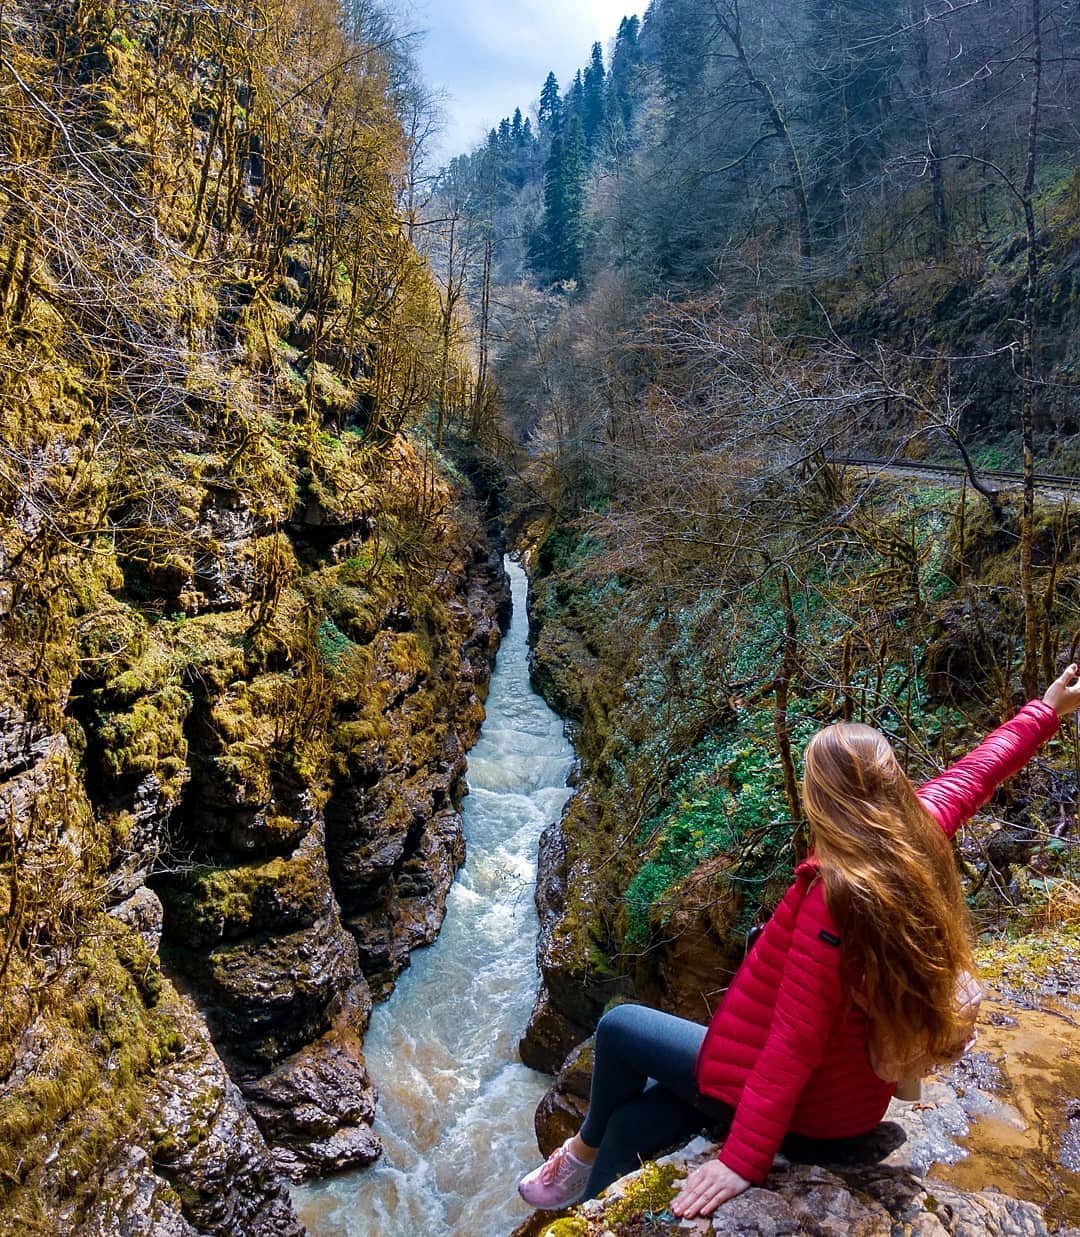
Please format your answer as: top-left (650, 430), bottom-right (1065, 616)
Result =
top-left (403, 0), bottom-right (640, 166)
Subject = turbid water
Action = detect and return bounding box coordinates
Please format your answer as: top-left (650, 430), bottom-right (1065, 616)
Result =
top-left (293, 558), bottom-right (575, 1236)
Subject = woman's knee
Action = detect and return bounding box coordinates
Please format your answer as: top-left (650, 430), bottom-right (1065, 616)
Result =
top-left (595, 1002), bottom-right (650, 1052)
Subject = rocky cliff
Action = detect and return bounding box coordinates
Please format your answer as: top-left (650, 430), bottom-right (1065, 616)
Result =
top-left (0, 0), bottom-right (510, 1230)
top-left (1, 440), bottom-right (510, 1232)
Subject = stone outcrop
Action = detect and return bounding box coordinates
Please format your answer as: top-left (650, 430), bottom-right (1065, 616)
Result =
top-left (1, 4), bottom-right (515, 1226)
top-left (240, 983), bottom-right (381, 1183)
top-left (134, 469), bottom-right (510, 1182)
top-left (512, 1138), bottom-right (1075, 1237)
top-left (520, 791), bottom-right (634, 1074)
top-left (126, 1005), bottom-right (304, 1237)
top-left (525, 982), bottom-right (1080, 1236)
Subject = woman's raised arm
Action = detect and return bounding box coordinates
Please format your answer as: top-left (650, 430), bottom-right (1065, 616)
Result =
top-left (916, 664), bottom-right (1079, 838)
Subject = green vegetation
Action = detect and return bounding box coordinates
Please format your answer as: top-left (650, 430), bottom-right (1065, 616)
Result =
top-left (0, 917), bottom-right (185, 1227)
top-left (624, 706), bottom-right (817, 946)
top-left (525, 465), bottom-right (1080, 1025)
top-left (0, 0), bottom-right (502, 1222)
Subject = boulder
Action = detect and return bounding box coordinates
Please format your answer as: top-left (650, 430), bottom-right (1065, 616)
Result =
top-left (534, 1039), bottom-right (593, 1154)
top-left (512, 1137), bottom-right (1070, 1237)
top-left (68, 983), bottom-right (304, 1237)
top-left (190, 913), bottom-right (360, 1066)
top-left (138, 1013), bottom-right (304, 1235)
top-left (241, 981), bottom-right (381, 1182)
top-left (520, 984), bottom-right (592, 1076)
top-left (524, 984), bottom-right (1080, 1235)
top-left (108, 886), bottom-right (166, 953)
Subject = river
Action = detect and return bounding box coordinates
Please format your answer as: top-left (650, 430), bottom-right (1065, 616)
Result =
top-left (293, 557), bottom-right (575, 1236)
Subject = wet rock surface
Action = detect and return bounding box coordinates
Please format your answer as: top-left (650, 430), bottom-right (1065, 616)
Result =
top-left (241, 983), bottom-right (381, 1182)
top-left (528, 984), bottom-right (1080, 1235)
top-left (137, 1009), bottom-right (305, 1235)
top-left (533, 1039), bottom-right (592, 1153)
top-left (520, 982), bottom-right (592, 1075)
top-left (521, 794), bottom-right (633, 1072)
top-left (67, 983), bottom-right (305, 1237)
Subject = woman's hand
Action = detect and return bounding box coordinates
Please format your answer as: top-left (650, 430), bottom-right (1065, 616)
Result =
top-left (670, 1158), bottom-right (750, 1218)
top-left (1043, 664), bottom-right (1080, 719)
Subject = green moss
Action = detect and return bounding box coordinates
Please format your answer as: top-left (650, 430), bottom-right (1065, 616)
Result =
top-left (207, 668), bottom-right (331, 803)
top-left (624, 704), bottom-right (814, 947)
top-left (540, 1221), bottom-right (590, 1237)
top-left (317, 616), bottom-right (355, 666)
top-left (97, 684), bottom-right (190, 790)
top-left (0, 917), bottom-right (185, 1220)
top-left (604, 1161), bottom-right (681, 1225)
top-left (162, 846), bottom-right (325, 947)
top-left (975, 924), bottom-right (1079, 987)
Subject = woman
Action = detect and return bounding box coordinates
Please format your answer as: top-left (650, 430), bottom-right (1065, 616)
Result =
top-left (518, 666), bottom-right (1080, 1218)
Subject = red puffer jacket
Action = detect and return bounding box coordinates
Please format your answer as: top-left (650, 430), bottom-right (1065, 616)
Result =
top-left (695, 699), bottom-right (1060, 1184)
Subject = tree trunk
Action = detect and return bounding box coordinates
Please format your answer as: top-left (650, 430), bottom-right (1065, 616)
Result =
top-left (774, 570), bottom-right (803, 849)
top-left (1020, 0), bottom-right (1042, 700)
top-left (908, 0), bottom-right (948, 258)
top-left (715, 3), bottom-right (811, 275)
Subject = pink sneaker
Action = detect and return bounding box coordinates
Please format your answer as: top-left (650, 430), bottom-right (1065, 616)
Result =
top-left (517, 1138), bottom-right (592, 1209)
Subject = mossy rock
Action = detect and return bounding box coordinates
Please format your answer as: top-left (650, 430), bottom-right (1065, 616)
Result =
top-left (76, 604), bottom-right (149, 683)
top-left (183, 919), bottom-right (358, 1065)
top-left (161, 829), bottom-right (332, 947)
top-left (603, 1161), bottom-right (682, 1226)
top-left (540, 1220), bottom-right (590, 1237)
top-left (0, 916), bottom-right (186, 1221)
top-left (201, 671), bottom-right (331, 807)
top-left (97, 684), bottom-right (190, 788)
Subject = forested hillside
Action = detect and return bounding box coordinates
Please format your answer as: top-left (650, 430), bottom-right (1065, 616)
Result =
top-left (446, 0), bottom-right (1078, 463)
top-left (0, 1), bottom-right (505, 1231)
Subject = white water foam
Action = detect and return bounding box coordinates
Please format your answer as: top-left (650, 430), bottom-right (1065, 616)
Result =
top-left (292, 558), bottom-right (575, 1235)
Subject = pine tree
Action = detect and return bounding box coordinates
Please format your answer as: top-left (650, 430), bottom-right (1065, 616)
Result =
top-left (541, 116), bottom-right (587, 282)
top-left (542, 133), bottom-right (567, 276)
top-left (608, 16), bottom-right (642, 135)
top-left (561, 117), bottom-right (587, 279)
top-left (538, 71), bottom-right (562, 133)
top-left (566, 69), bottom-right (585, 123)
top-left (583, 42), bottom-right (606, 148)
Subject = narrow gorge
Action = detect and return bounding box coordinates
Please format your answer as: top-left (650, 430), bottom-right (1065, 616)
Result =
top-left (3, 0), bottom-right (1079, 1234)
top-left (294, 558), bottom-right (574, 1236)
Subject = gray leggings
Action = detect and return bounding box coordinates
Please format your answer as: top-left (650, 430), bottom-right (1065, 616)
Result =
top-left (578, 1003), bottom-right (733, 1198)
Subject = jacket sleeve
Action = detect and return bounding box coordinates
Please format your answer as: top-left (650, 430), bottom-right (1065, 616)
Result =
top-left (718, 883), bottom-right (844, 1184)
top-left (916, 700), bottom-right (1060, 839)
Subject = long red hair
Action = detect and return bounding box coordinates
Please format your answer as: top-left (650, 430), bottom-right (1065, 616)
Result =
top-left (802, 723), bottom-right (976, 1067)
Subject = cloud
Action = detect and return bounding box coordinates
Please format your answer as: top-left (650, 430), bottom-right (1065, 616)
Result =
top-left (406, 0), bottom-right (639, 163)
